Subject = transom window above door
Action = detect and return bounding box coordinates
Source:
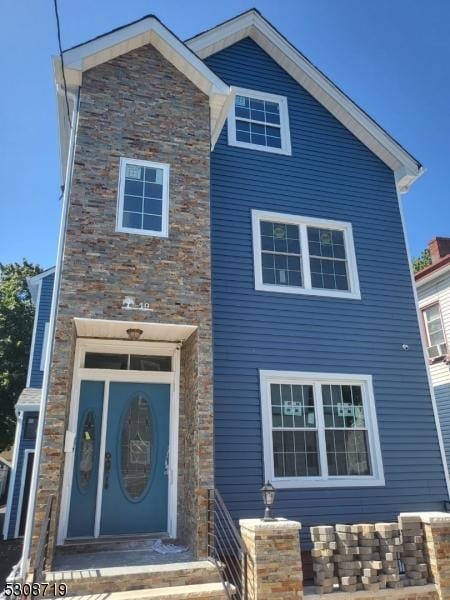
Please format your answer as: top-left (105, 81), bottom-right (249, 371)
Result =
top-left (116, 158), bottom-right (169, 237)
top-left (260, 371), bottom-right (384, 488)
top-left (252, 210), bottom-right (361, 299)
top-left (84, 353), bottom-right (172, 372)
top-left (228, 88), bottom-right (291, 155)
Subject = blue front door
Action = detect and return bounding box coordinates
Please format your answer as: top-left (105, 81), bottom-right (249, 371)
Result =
top-left (68, 381), bottom-right (170, 538)
top-left (100, 382), bottom-right (170, 535)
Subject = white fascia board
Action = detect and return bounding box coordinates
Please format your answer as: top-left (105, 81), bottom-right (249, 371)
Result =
top-left (187, 10), bottom-right (423, 192)
top-left (416, 264), bottom-right (450, 288)
top-left (59, 17), bottom-right (229, 96)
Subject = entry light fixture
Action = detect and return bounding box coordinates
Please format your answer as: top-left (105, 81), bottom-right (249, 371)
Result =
top-left (126, 327), bottom-right (143, 341)
top-left (260, 481), bottom-right (276, 521)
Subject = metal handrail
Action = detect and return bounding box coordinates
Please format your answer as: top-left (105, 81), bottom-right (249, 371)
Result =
top-left (207, 488), bottom-right (247, 600)
top-left (33, 494), bottom-right (54, 583)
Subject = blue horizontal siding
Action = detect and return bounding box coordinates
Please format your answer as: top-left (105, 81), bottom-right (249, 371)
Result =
top-left (29, 272), bottom-right (54, 388)
top-left (206, 37), bottom-right (448, 539)
top-left (7, 412), bottom-right (38, 538)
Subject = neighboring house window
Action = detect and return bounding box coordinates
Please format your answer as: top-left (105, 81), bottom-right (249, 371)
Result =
top-left (422, 304), bottom-right (447, 359)
top-left (252, 210), bottom-right (360, 299)
top-left (40, 322), bottom-right (49, 372)
top-left (260, 371), bottom-right (384, 488)
top-left (116, 158), bottom-right (170, 237)
top-left (228, 88), bottom-right (291, 155)
top-left (23, 415), bottom-right (38, 440)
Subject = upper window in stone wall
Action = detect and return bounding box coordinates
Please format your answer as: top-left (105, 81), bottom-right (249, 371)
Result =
top-left (116, 158), bottom-right (170, 237)
top-left (227, 87), bottom-right (291, 155)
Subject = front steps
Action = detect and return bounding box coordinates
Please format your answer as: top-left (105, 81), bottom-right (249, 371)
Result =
top-left (44, 560), bottom-right (222, 597)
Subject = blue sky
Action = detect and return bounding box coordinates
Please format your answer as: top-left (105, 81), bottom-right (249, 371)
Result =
top-left (1, 0), bottom-right (449, 268)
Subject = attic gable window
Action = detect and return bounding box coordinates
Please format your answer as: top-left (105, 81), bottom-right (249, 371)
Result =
top-left (228, 88), bottom-right (291, 155)
top-left (116, 158), bottom-right (170, 238)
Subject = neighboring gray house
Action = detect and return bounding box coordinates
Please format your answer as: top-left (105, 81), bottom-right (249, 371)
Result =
top-left (2, 268), bottom-right (54, 540)
top-left (416, 237), bottom-right (450, 474)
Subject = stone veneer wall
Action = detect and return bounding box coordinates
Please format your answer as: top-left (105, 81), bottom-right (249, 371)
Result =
top-left (30, 42), bottom-right (213, 567)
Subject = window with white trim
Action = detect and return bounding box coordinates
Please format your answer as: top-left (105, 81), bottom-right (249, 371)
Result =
top-left (252, 210), bottom-right (361, 299)
top-left (116, 158), bottom-right (169, 237)
top-left (228, 88), bottom-right (291, 155)
top-left (260, 371), bottom-right (384, 488)
top-left (422, 303), bottom-right (447, 359)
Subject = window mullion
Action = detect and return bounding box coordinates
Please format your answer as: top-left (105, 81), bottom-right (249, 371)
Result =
top-left (315, 382), bottom-right (328, 479)
top-left (300, 223), bottom-right (311, 289)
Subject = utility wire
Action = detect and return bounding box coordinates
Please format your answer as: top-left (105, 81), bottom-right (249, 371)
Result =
top-left (53, 0), bottom-right (72, 128)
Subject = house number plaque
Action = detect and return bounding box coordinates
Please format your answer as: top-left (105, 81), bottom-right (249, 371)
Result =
top-left (122, 296), bottom-right (154, 312)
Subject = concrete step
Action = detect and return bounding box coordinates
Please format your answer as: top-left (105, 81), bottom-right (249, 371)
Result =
top-left (58, 536), bottom-right (173, 555)
top-left (44, 560), bottom-right (220, 596)
top-left (63, 582), bottom-right (229, 599)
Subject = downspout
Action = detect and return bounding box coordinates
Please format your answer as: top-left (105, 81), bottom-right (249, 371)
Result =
top-left (20, 87), bottom-right (80, 580)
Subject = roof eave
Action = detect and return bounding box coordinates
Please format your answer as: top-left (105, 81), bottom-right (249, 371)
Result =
top-left (187, 9), bottom-right (423, 193)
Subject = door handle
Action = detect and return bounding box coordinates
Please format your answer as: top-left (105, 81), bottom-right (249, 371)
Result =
top-left (104, 451), bottom-right (112, 489)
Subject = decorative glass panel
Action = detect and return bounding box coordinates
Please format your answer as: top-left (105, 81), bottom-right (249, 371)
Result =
top-left (121, 395), bottom-right (153, 499)
top-left (261, 222), bottom-right (302, 287)
top-left (78, 411), bottom-right (95, 492)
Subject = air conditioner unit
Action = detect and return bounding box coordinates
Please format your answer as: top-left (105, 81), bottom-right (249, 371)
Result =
top-left (428, 343), bottom-right (447, 359)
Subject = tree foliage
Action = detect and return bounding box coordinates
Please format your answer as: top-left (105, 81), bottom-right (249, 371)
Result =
top-left (412, 248), bottom-right (432, 274)
top-left (0, 260), bottom-right (42, 451)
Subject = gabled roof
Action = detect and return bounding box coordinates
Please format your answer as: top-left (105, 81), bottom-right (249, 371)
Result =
top-left (27, 267), bottom-right (55, 305)
top-left (54, 15), bottom-right (232, 175)
top-left (415, 256), bottom-right (450, 285)
top-left (187, 9), bottom-right (423, 193)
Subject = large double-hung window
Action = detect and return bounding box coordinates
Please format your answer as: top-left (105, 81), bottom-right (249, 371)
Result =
top-left (252, 210), bottom-right (361, 299)
top-left (260, 371), bottom-right (384, 488)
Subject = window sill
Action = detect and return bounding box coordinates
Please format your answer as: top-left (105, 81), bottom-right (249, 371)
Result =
top-left (270, 476), bottom-right (385, 489)
top-left (115, 226), bottom-right (168, 238)
top-left (228, 139), bottom-right (292, 155)
top-left (255, 282), bottom-right (361, 300)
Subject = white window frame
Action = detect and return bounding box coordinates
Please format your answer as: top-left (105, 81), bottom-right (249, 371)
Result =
top-left (421, 302), bottom-right (447, 358)
top-left (260, 370), bottom-right (384, 489)
top-left (116, 157), bottom-right (170, 238)
top-left (252, 209), bottom-right (361, 299)
top-left (40, 322), bottom-right (49, 372)
top-left (227, 87), bottom-right (292, 155)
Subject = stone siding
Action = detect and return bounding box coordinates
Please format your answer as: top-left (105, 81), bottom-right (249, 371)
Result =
top-left (30, 41), bottom-right (213, 567)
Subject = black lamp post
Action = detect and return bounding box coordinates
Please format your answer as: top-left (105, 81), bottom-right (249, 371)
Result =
top-left (261, 481), bottom-right (276, 521)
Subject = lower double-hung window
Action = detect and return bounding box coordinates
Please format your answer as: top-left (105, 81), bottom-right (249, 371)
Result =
top-left (260, 371), bottom-right (384, 488)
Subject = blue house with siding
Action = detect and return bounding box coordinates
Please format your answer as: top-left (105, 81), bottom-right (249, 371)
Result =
top-left (17, 9), bottom-right (450, 592)
top-left (2, 267), bottom-right (54, 540)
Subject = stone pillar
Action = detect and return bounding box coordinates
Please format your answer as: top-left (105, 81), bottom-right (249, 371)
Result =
top-left (240, 518), bottom-right (302, 600)
top-left (400, 512), bottom-right (450, 600)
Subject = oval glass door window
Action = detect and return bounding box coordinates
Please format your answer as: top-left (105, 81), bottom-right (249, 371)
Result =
top-left (120, 394), bottom-right (153, 500)
top-left (78, 411), bottom-right (95, 493)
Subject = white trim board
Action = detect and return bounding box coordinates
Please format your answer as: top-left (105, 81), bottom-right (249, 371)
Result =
top-left (259, 370), bottom-right (385, 489)
top-left (187, 9), bottom-right (423, 193)
top-left (57, 338), bottom-right (180, 544)
top-left (2, 413), bottom-right (23, 540)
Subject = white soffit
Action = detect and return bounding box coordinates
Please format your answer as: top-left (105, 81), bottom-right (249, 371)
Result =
top-left (74, 317), bottom-right (197, 343)
top-left (54, 15), bottom-right (231, 153)
top-left (187, 10), bottom-right (423, 193)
